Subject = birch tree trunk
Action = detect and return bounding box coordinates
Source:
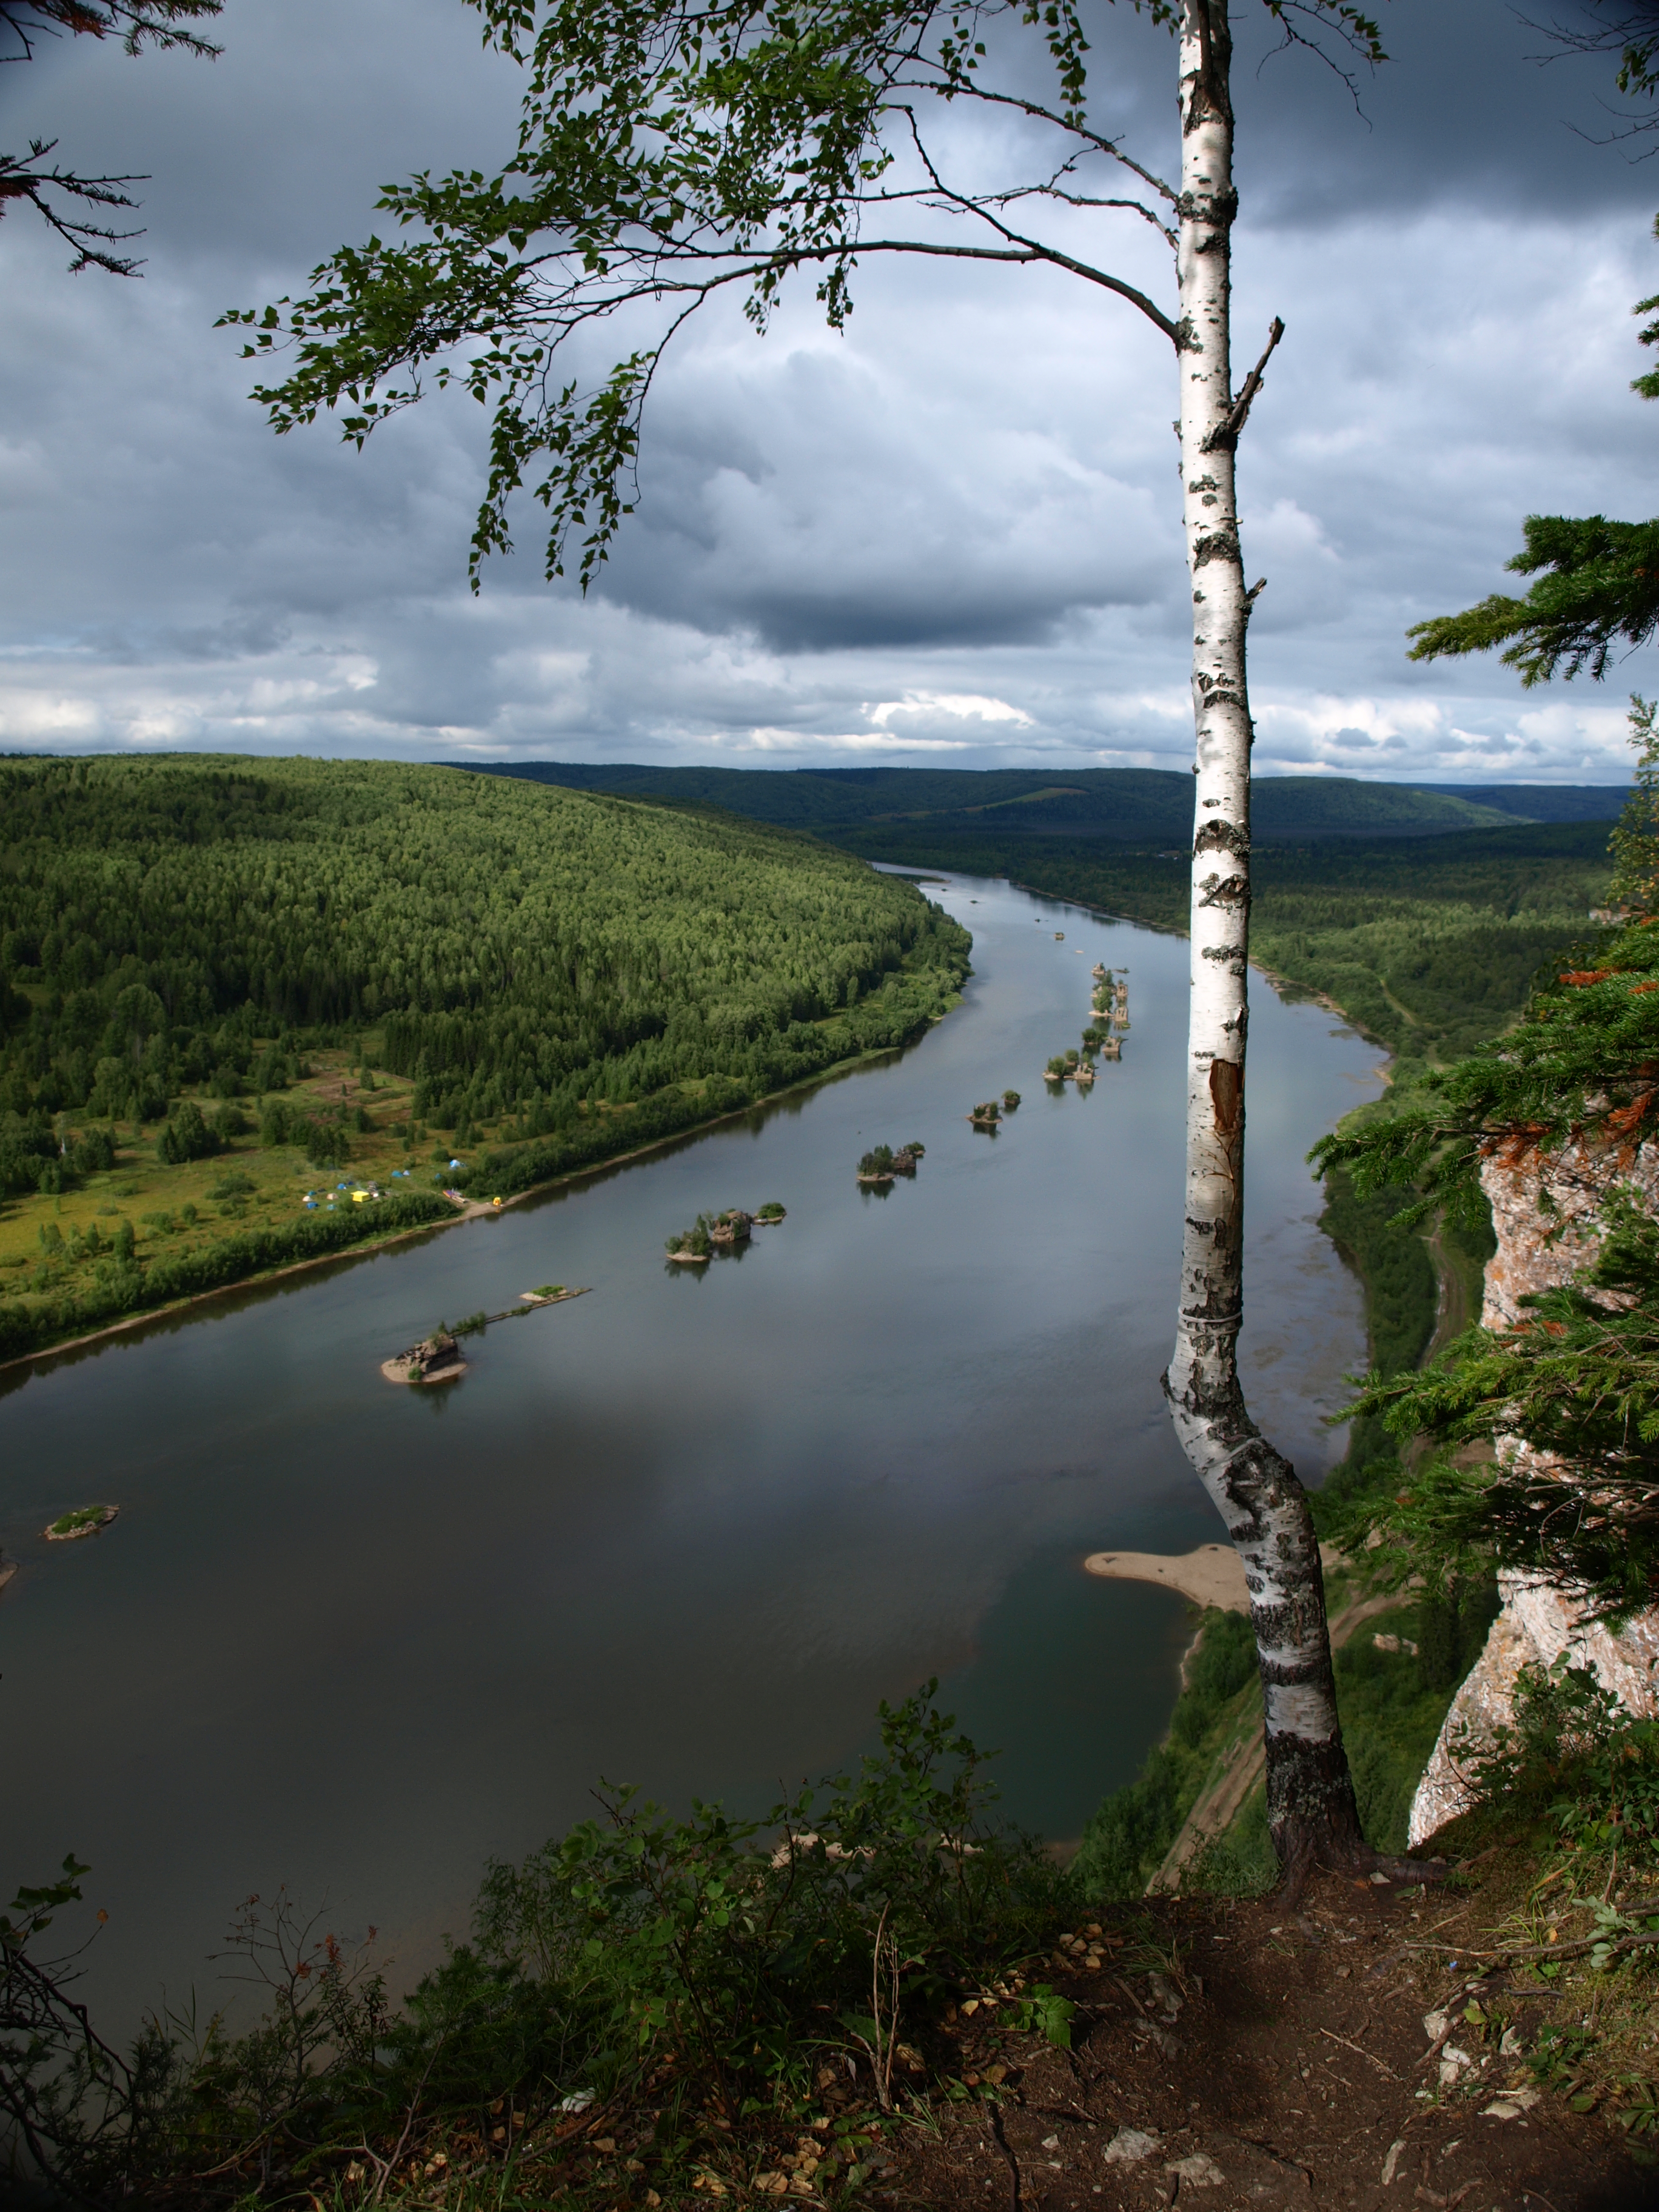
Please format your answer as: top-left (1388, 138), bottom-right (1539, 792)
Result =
top-left (1161, 0), bottom-right (1367, 1881)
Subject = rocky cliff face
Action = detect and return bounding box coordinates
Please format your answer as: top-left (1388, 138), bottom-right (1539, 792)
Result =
top-left (1406, 1144), bottom-right (1659, 1849)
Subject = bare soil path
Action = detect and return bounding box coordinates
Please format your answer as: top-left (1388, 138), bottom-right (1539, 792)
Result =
top-left (888, 1870), bottom-right (1658, 2211)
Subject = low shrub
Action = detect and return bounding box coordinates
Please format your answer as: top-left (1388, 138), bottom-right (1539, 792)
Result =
top-left (1, 1689), bottom-right (1071, 2203)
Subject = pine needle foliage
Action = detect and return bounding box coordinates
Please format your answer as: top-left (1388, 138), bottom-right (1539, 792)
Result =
top-left (1610, 694), bottom-right (1659, 910)
top-left (1406, 515), bottom-right (1659, 688)
top-left (1405, 196), bottom-right (1659, 686)
top-left (1331, 1201), bottom-right (1659, 1620)
top-left (0, 1), bottom-right (223, 275)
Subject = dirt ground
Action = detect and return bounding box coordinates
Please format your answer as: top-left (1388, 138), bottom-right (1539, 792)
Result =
top-left (881, 1872), bottom-right (1658, 2212)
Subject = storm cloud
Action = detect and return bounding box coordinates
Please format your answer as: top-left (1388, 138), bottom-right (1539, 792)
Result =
top-left (1, 0), bottom-right (1655, 779)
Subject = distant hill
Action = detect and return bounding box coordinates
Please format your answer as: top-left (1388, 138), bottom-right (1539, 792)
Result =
top-left (452, 763), bottom-right (1519, 842)
top-left (1399, 784), bottom-right (1631, 825)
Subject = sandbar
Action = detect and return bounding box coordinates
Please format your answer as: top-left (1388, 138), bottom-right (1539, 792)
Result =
top-left (1084, 1540), bottom-right (1347, 1613)
top-left (1084, 1544), bottom-right (1248, 1612)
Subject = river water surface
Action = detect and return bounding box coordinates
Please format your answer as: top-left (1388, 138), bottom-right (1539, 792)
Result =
top-left (0, 871), bottom-right (1383, 2025)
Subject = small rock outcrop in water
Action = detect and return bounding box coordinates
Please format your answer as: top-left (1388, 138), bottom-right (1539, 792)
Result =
top-left (381, 1332), bottom-right (467, 1385)
top-left (43, 1504), bottom-right (119, 1541)
top-left (968, 1101), bottom-right (1002, 1127)
top-left (667, 1209), bottom-right (763, 1257)
top-left (857, 1142), bottom-right (923, 1183)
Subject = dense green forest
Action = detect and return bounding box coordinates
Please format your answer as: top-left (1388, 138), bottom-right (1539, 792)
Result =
top-left (0, 756), bottom-right (968, 1152)
top-left (463, 760), bottom-right (1544, 843)
top-left (458, 768), bottom-right (1617, 1067)
top-left (0, 757), bottom-right (968, 1359)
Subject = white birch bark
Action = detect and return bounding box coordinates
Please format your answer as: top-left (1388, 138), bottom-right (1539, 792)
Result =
top-left (1161, 0), bottom-right (1364, 1873)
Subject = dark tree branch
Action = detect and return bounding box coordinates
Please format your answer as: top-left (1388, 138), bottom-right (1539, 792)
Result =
top-left (0, 0), bottom-right (220, 62)
top-left (1, 0), bottom-right (219, 272)
top-left (0, 138), bottom-right (146, 272)
top-left (1201, 314), bottom-right (1285, 450)
top-left (885, 67), bottom-right (1181, 203)
top-left (506, 229), bottom-right (1181, 345)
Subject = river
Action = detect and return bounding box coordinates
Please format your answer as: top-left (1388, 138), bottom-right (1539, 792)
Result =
top-left (0, 870), bottom-right (1383, 2028)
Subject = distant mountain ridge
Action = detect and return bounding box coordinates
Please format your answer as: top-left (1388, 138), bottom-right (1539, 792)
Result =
top-left (449, 762), bottom-right (1570, 842)
top-left (1398, 784), bottom-right (1632, 825)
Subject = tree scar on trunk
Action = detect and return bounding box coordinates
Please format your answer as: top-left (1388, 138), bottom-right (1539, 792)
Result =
top-left (1209, 1056), bottom-right (1243, 1184)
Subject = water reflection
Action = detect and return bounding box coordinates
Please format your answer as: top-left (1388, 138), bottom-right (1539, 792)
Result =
top-left (0, 873), bottom-right (1381, 2026)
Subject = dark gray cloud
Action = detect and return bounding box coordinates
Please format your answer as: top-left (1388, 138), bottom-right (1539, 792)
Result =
top-left (1, 0), bottom-right (1656, 779)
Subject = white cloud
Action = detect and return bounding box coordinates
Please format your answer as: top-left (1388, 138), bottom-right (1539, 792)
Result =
top-left (868, 692), bottom-right (1035, 728)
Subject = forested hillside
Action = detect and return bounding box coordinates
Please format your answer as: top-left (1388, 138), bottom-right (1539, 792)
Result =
top-left (460, 760), bottom-right (1521, 843)
top-left (1403, 782), bottom-right (1632, 822)
top-left (0, 757), bottom-right (967, 1135)
top-left (0, 757), bottom-right (968, 1360)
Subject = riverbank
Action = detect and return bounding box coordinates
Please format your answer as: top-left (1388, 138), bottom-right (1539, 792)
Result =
top-left (0, 1042), bottom-right (942, 1378)
top-left (840, 823), bottom-right (1610, 1074)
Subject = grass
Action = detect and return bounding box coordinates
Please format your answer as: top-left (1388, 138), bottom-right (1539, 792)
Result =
top-left (44, 1505), bottom-right (113, 1537)
top-left (0, 1048), bottom-right (417, 1296)
top-left (0, 1040), bottom-right (832, 1362)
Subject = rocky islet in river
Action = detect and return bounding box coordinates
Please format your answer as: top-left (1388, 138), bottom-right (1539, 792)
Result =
top-left (381, 1288), bottom-right (589, 1376)
top-left (856, 1141), bottom-right (925, 1185)
top-left (666, 1206), bottom-right (769, 1259)
top-left (42, 1504), bottom-right (119, 1541)
top-left (381, 1330), bottom-right (468, 1386)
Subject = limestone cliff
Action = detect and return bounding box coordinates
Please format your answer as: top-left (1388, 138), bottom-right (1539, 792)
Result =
top-left (1406, 1143), bottom-right (1659, 1848)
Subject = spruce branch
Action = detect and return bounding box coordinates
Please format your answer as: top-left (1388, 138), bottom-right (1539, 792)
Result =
top-left (0, 139), bottom-right (146, 273)
top-left (0, 0), bottom-right (220, 63)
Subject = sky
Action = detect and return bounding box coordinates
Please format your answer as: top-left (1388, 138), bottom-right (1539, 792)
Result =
top-left (2, 0), bottom-right (1658, 782)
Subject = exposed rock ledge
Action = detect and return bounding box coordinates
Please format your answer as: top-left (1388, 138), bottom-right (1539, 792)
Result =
top-left (1407, 1139), bottom-right (1659, 1848)
top-left (1409, 1574), bottom-right (1659, 1846)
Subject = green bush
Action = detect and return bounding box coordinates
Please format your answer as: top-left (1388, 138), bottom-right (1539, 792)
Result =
top-left (302, 1118), bottom-right (350, 1170)
top-left (1, 1689), bottom-right (1070, 2200)
top-left (68, 1127), bottom-right (115, 1178)
top-left (1330, 1585), bottom-right (1497, 1854)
